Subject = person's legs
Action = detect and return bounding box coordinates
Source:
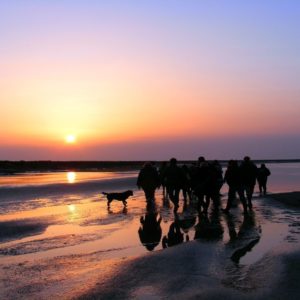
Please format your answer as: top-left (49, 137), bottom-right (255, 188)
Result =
top-left (224, 185), bottom-right (235, 211)
top-left (182, 188), bottom-right (188, 203)
top-left (211, 191), bottom-right (220, 210)
top-left (237, 186), bottom-right (248, 213)
top-left (166, 186), bottom-right (173, 201)
top-left (196, 192), bottom-right (205, 213)
top-left (245, 185), bottom-right (254, 209)
top-left (173, 188), bottom-right (180, 210)
top-left (167, 186), bottom-right (179, 211)
top-left (258, 181), bottom-right (263, 194)
top-left (144, 188), bottom-right (155, 201)
top-left (203, 193), bottom-right (211, 213)
top-left (262, 179), bottom-right (267, 195)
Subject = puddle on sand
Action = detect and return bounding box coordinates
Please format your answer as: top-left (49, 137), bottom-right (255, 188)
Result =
top-left (231, 198), bottom-right (299, 265)
top-left (238, 220), bottom-right (288, 265)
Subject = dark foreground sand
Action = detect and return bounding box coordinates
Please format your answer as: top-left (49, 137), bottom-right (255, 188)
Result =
top-left (73, 192), bottom-right (300, 300)
top-left (74, 241), bottom-right (299, 300)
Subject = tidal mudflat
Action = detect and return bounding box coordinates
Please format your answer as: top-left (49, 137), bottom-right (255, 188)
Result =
top-left (0, 164), bottom-right (299, 299)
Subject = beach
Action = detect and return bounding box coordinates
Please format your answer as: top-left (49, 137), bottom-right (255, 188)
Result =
top-left (2, 1), bottom-right (300, 298)
top-left (0, 163), bottom-right (299, 299)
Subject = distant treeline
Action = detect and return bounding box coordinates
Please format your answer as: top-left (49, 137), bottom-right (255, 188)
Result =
top-left (0, 159), bottom-right (300, 174)
top-left (0, 161), bottom-right (145, 174)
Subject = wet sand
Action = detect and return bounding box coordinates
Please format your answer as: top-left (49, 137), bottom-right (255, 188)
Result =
top-left (76, 239), bottom-right (299, 300)
top-left (0, 191), bottom-right (299, 300)
top-left (269, 191), bottom-right (300, 207)
top-left (74, 192), bottom-right (300, 300)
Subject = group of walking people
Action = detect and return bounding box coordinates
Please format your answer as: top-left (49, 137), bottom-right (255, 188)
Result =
top-left (137, 156), bottom-right (271, 214)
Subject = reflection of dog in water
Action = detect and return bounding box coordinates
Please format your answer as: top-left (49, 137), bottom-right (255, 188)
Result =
top-left (102, 190), bottom-right (133, 207)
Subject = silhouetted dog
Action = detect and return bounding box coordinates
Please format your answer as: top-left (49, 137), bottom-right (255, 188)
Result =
top-left (102, 190), bottom-right (133, 206)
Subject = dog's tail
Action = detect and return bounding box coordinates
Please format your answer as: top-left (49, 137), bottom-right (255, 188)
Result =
top-left (102, 192), bottom-right (108, 195)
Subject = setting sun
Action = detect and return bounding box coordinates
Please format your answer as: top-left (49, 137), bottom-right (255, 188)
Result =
top-left (65, 135), bottom-right (76, 144)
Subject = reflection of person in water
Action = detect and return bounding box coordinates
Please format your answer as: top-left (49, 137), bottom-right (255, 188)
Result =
top-left (174, 204), bottom-right (196, 238)
top-left (177, 215), bottom-right (196, 236)
top-left (138, 211), bottom-right (162, 251)
top-left (194, 210), bottom-right (224, 240)
top-left (162, 220), bottom-right (187, 248)
top-left (223, 211), bottom-right (261, 264)
top-left (223, 212), bottom-right (237, 243)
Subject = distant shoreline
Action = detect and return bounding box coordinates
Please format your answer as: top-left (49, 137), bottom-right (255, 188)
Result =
top-left (0, 159), bottom-right (300, 174)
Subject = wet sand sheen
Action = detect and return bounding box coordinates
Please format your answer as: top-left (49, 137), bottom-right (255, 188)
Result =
top-left (0, 167), bottom-right (300, 299)
top-left (0, 193), bottom-right (289, 263)
top-left (0, 193), bottom-right (299, 299)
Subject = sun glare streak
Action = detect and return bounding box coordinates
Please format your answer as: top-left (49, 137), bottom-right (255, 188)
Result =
top-left (67, 172), bottom-right (76, 183)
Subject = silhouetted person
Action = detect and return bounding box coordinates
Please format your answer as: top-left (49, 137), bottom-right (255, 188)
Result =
top-left (212, 160), bottom-right (224, 194)
top-left (164, 158), bottom-right (184, 212)
top-left (138, 210), bottom-right (162, 251)
top-left (257, 163), bottom-right (271, 195)
top-left (137, 162), bottom-right (160, 202)
top-left (222, 160), bottom-right (247, 214)
top-left (189, 162), bottom-right (198, 190)
top-left (205, 161), bottom-right (223, 211)
top-left (239, 156), bottom-right (257, 210)
top-left (192, 157), bottom-right (211, 213)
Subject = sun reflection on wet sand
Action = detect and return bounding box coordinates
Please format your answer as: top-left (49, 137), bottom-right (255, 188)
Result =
top-left (67, 203), bottom-right (80, 222)
top-left (67, 172), bottom-right (76, 183)
top-left (68, 204), bottom-right (77, 213)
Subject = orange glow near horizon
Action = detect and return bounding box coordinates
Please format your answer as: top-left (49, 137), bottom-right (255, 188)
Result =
top-left (1, 58), bottom-right (300, 150)
top-left (2, 71), bottom-right (299, 151)
top-left (1, 1), bottom-right (300, 160)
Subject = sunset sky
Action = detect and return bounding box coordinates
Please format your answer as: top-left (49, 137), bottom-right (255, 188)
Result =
top-left (1, 1), bottom-right (300, 160)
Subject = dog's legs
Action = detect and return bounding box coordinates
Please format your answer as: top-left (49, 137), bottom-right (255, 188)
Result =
top-left (123, 200), bottom-right (127, 206)
top-left (107, 200), bottom-right (112, 206)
